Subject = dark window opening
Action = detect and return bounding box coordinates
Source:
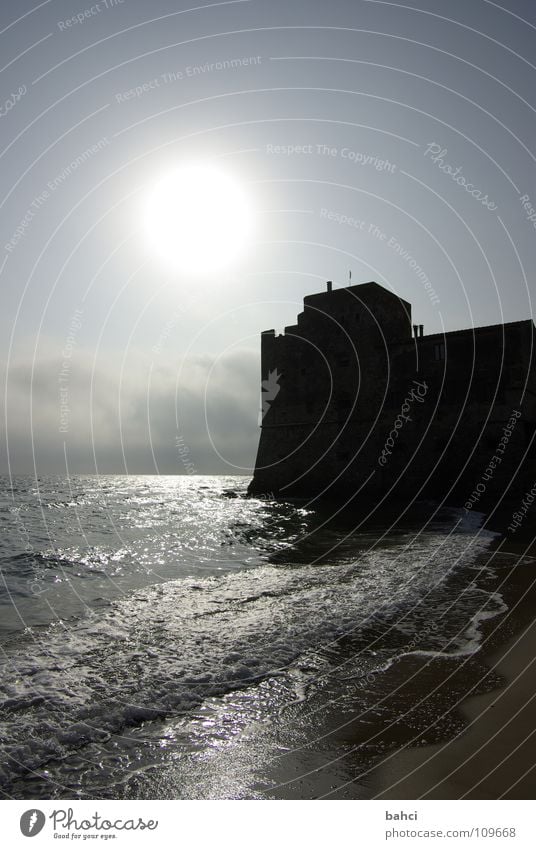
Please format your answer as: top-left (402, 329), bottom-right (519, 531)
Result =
top-left (433, 342), bottom-right (445, 361)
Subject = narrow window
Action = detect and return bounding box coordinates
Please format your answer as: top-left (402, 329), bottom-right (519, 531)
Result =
top-left (434, 342), bottom-right (445, 361)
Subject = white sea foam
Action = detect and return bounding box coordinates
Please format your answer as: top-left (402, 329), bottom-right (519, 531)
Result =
top-left (0, 521), bottom-right (503, 786)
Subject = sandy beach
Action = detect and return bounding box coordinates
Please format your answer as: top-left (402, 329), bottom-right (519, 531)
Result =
top-left (262, 539), bottom-right (536, 801)
top-left (178, 531), bottom-right (536, 801)
top-left (368, 545), bottom-right (536, 799)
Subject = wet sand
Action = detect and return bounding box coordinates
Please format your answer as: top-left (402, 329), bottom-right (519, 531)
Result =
top-left (264, 539), bottom-right (536, 800)
top-left (369, 546), bottom-right (536, 799)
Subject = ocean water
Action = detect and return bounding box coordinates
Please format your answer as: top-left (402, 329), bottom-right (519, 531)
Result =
top-left (0, 475), bottom-right (510, 799)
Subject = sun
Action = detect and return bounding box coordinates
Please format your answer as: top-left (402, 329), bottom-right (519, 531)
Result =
top-left (143, 163), bottom-right (253, 273)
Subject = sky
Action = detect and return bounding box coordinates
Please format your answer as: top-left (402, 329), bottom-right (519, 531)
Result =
top-left (1, 0), bottom-right (535, 475)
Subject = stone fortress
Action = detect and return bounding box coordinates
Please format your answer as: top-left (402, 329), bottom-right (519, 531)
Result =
top-left (248, 281), bottom-right (536, 515)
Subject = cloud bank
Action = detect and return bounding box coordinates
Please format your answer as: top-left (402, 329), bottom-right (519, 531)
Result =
top-left (1, 346), bottom-right (261, 476)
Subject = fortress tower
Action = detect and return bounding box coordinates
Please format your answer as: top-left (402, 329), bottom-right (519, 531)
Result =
top-left (248, 280), bottom-right (536, 512)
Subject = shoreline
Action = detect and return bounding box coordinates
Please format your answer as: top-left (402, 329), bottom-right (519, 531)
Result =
top-left (4, 516), bottom-right (536, 801)
top-left (368, 544), bottom-right (536, 799)
top-left (263, 538), bottom-right (536, 800)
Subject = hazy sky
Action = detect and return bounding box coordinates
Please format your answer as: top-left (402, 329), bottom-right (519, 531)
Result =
top-left (1, 0), bottom-right (535, 475)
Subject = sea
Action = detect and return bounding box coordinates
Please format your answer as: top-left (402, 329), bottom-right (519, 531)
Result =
top-left (0, 475), bottom-right (514, 799)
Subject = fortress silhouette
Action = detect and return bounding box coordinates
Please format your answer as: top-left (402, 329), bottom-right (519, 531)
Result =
top-left (248, 281), bottom-right (536, 516)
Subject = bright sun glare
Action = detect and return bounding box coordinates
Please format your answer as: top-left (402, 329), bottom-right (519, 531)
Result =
top-left (143, 163), bottom-right (253, 273)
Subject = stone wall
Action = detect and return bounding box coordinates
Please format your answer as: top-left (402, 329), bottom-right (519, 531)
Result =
top-left (248, 282), bottom-right (536, 512)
